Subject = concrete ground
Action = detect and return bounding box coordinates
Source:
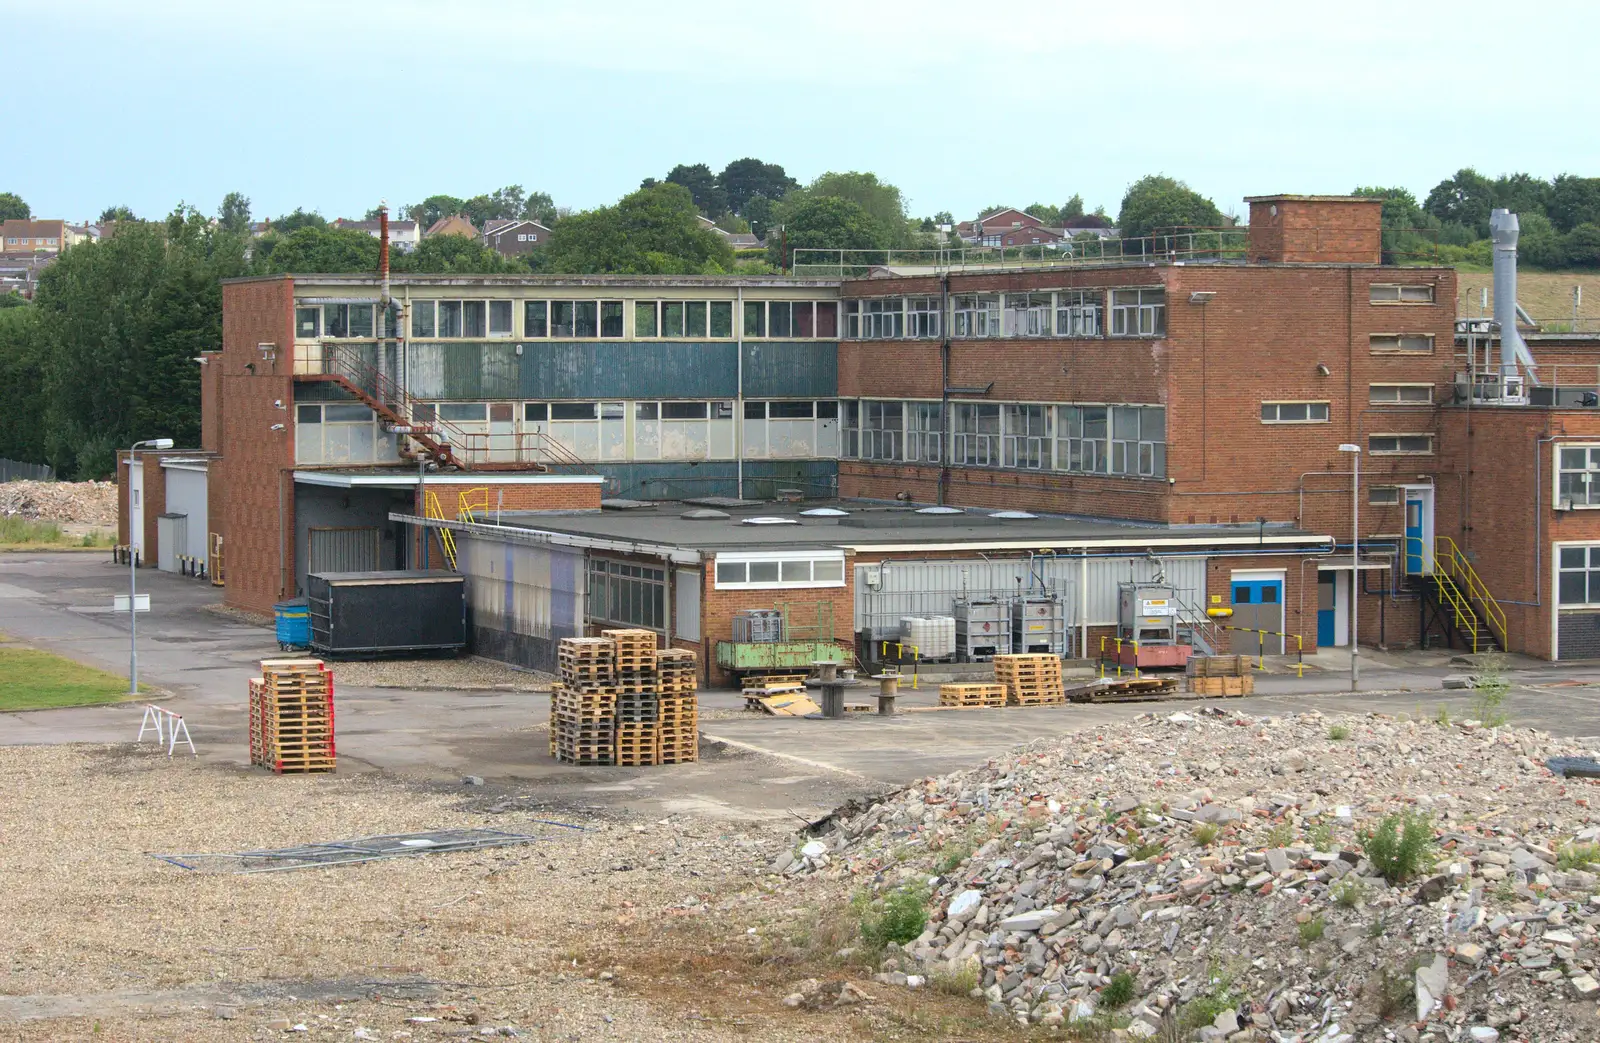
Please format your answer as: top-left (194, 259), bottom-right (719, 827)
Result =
top-left (7, 552), bottom-right (1600, 819)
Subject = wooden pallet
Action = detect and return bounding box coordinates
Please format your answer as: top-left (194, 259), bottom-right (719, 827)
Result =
top-left (1188, 654), bottom-right (1249, 678)
top-left (939, 683), bottom-right (1006, 708)
top-left (1186, 675), bottom-right (1253, 696)
top-left (615, 672), bottom-right (660, 693)
top-left (1068, 677), bottom-right (1185, 703)
top-left (559, 637), bottom-right (616, 659)
top-left (658, 736), bottom-right (699, 764)
top-left (741, 673), bottom-right (806, 692)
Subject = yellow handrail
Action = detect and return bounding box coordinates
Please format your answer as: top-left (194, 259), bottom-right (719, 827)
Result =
top-left (458, 486), bottom-right (490, 525)
top-left (1431, 568), bottom-right (1482, 653)
top-left (1435, 536), bottom-right (1506, 650)
top-left (423, 490), bottom-right (458, 570)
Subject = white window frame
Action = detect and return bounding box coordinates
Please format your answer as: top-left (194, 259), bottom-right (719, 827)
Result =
top-left (1369, 433), bottom-right (1435, 455)
top-left (1557, 542), bottom-right (1600, 608)
top-left (1001, 293), bottom-right (1051, 337)
top-left (1055, 290), bottom-right (1103, 338)
top-left (1370, 283), bottom-right (1435, 304)
top-left (1369, 383), bottom-right (1434, 405)
top-left (487, 299), bottom-right (514, 338)
top-left (950, 402), bottom-right (1001, 467)
top-left (906, 297), bottom-right (941, 339)
top-left (1260, 401), bottom-right (1331, 424)
top-left (1109, 288), bottom-right (1166, 337)
top-left (713, 550), bottom-right (846, 591)
top-left (1368, 486), bottom-right (1401, 505)
top-left (1369, 333), bottom-right (1435, 354)
top-left (952, 294), bottom-right (1000, 338)
top-left (294, 402), bottom-right (399, 464)
top-left (587, 557), bottom-right (667, 630)
top-left (861, 298), bottom-right (904, 339)
top-left (1557, 443), bottom-right (1600, 509)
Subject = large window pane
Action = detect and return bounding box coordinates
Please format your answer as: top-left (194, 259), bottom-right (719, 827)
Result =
top-left (412, 301), bottom-right (436, 338)
top-left (634, 301), bottom-right (658, 337)
top-left (661, 301), bottom-right (685, 337)
top-left (524, 300), bottom-right (547, 337)
top-left (744, 301), bottom-right (766, 337)
top-left (769, 302), bottom-right (793, 338)
top-left (488, 300), bottom-right (513, 336)
top-left (600, 301), bottom-right (624, 338)
top-left (438, 300), bottom-right (463, 337)
top-left (462, 300), bottom-right (486, 337)
top-left (685, 301), bottom-right (707, 338)
top-left (323, 303), bottom-right (349, 337)
top-left (550, 301), bottom-right (575, 337)
top-left (574, 301), bottom-right (599, 337)
top-left (296, 307), bottom-right (321, 339)
top-left (710, 301), bottom-right (734, 337)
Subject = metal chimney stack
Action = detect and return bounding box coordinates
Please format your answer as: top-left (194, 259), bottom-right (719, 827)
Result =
top-left (378, 202), bottom-right (391, 306)
top-left (1489, 208), bottom-right (1528, 399)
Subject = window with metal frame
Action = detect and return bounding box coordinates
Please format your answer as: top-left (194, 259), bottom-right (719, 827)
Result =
top-left (524, 300), bottom-right (621, 338)
top-left (841, 400), bottom-right (860, 458)
top-left (860, 401), bottom-right (904, 461)
top-left (587, 558), bottom-right (666, 629)
top-left (906, 402), bottom-right (942, 463)
top-left (1260, 401), bottom-right (1330, 423)
top-left (952, 294), bottom-right (1000, 337)
top-left (294, 403), bottom-right (396, 464)
top-left (321, 303), bottom-right (375, 339)
top-left (743, 300), bottom-right (766, 337)
top-left (1558, 445), bottom-right (1600, 508)
top-left (1369, 333), bottom-right (1435, 354)
top-left (523, 300), bottom-right (547, 337)
top-left (438, 402), bottom-right (488, 423)
top-left (906, 297), bottom-right (941, 338)
top-left (1559, 544), bottom-right (1600, 606)
top-left (814, 301), bottom-right (838, 338)
top-left (1368, 486), bottom-right (1401, 505)
top-left (1369, 433), bottom-right (1434, 455)
top-left (1002, 294), bottom-right (1051, 337)
top-left (951, 402), bottom-right (1001, 466)
top-left (713, 551), bottom-right (846, 590)
top-left (1055, 290), bottom-right (1103, 337)
top-left (295, 307), bottom-right (321, 339)
top-left (1370, 384), bottom-right (1434, 405)
top-left (1370, 284), bottom-right (1435, 304)
top-left (1002, 404), bottom-right (1051, 468)
top-left (843, 300), bottom-right (862, 339)
top-left (1109, 288), bottom-right (1166, 337)
top-left (412, 301), bottom-right (437, 337)
top-left (488, 300), bottom-right (513, 337)
top-left (862, 298), bottom-right (904, 339)
top-left (710, 300), bottom-right (735, 338)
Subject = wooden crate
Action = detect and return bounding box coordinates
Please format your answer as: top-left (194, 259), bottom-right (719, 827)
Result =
top-left (552, 684), bottom-right (616, 717)
top-left (939, 683), bottom-right (1006, 708)
top-left (251, 660), bottom-right (336, 773)
top-left (602, 629), bottom-right (659, 670)
top-left (1189, 655), bottom-right (1248, 678)
top-left (657, 695), bottom-right (698, 724)
top-left (658, 730), bottom-right (699, 765)
top-left (615, 722), bottom-right (659, 767)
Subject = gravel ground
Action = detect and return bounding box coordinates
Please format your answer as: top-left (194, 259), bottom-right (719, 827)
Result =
top-left (0, 743), bottom-right (917, 1042)
top-left (331, 656), bottom-right (556, 692)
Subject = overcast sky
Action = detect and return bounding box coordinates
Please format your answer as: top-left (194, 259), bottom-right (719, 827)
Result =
top-left (6, 0), bottom-right (1597, 224)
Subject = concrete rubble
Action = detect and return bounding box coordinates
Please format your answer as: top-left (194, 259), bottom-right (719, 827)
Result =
top-left (778, 707), bottom-right (1600, 1041)
top-left (0, 479), bottom-right (117, 526)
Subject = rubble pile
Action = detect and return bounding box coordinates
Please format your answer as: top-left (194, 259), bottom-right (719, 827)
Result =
top-left (783, 708), bottom-right (1600, 1041)
top-left (0, 480), bottom-right (117, 526)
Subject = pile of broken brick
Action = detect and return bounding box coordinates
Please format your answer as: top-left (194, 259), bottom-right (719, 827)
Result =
top-left (778, 706), bottom-right (1600, 1042)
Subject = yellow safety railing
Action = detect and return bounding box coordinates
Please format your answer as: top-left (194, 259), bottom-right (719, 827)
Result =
top-left (1219, 626), bottom-right (1306, 677)
top-left (875, 641), bottom-right (921, 689)
top-left (458, 486), bottom-right (490, 525)
top-left (423, 490), bottom-right (458, 570)
top-left (1435, 536), bottom-right (1506, 652)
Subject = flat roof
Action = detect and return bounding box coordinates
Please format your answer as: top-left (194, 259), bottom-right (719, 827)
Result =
top-left (224, 273), bottom-right (840, 289)
top-left (1242, 195), bottom-right (1380, 204)
top-left (474, 500), bottom-right (1328, 556)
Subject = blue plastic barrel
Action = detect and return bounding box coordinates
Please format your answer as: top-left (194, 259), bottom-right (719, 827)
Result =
top-left (274, 599), bottom-right (311, 650)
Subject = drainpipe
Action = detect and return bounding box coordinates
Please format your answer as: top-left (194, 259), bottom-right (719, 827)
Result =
top-left (736, 286), bottom-right (744, 500)
top-left (939, 271), bottom-right (951, 506)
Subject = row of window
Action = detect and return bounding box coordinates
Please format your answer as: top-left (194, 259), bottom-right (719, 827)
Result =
top-left (1258, 386), bottom-right (1435, 424)
top-left (713, 552), bottom-right (846, 590)
top-left (293, 299), bottom-right (839, 341)
top-left (841, 400), bottom-right (1169, 477)
top-left (5, 236), bottom-right (58, 246)
top-left (845, 290), bottom-right (1164, 340)
top-left (587, 558), bottom-right (666, 630)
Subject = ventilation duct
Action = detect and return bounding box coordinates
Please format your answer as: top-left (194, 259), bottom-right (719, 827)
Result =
top-left (1489, 208), bottom-right (1539, 398)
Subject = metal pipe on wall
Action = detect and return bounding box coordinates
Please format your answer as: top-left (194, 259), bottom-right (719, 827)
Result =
top-left (735, 287), bottom-right (744, 500)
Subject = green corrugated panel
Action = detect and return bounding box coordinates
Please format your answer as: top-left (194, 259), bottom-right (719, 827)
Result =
top-left (518, 342), bottom-right (738, 400)
top-left (742, 341), bottom-right (838, 398)
top-left (481, 344), bottom-right (519, 398)
top-left (442, 343), bottom-right (483, 399)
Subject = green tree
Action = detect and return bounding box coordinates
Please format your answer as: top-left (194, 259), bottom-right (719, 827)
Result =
top-left (540, 183), bottom-right (735, 274)
top-left (217, 191), bottom-right (252, 234)
top-left (717, 158), bottom-right (797, 216)
top-left (255, 226), bottom-right (379, 273)
top-left (521, 190), bottom-right (558, 225)
top-left (0, 192), bottom-right (29, 221)
top-left (665, 163), bottom-right (728, 217)
top-left (1062, 194), bottom-right (1085, 222)
top-left (1424, 168), bottom-right (1495, 237)
top-left (744, 195), bottom-right (777, 239)
top-left (1520, 212), bottom-right (1567, 268)
top-left (0, 306), bottom-right (47, 463)
top-left (98, 205), bottom-right (136, 223)
top-left (401, 234), bottom-right (527, 274)
top-left (403, 195), bottom-right (466, 230)
top-left (767, 195), bottom-right (892, 269)
top-left (268, 208), bottom-right (327, 233)
top-left (1491, 173), bottom-right (1553, 221)
top-left (1352, 186), bottom-right (1425, 229)
top-left (1116, 175), bottom-right (1224, 243)
top-left (777, 171), bottom-right (912, 248)
top-left (1025, 203), bottom-right (1061, 225)
top-left (1550, 175), bottom-right (1600, 234)
top-left (459, 185), bottom-right (534, 229)
top-left (1564, 223), bottom-right (1600, 267)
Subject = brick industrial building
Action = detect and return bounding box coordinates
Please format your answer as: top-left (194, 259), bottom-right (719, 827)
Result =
top-left (118, 194), bottom-right (1600, 677)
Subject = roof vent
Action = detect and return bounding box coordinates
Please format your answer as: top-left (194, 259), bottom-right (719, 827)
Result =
top-left (800, 507), bottom-right (849, 517)
top-left (989, 510), bottom-right (1037, 520)
top-left (741, 516), bottom-right (800, 526)
top-left (915, 506), bottom-right (964, 515)
top-left (680, 508), bottom-right (730, 520)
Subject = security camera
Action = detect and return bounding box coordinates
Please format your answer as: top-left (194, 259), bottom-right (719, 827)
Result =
top-left (270, 423), bottom-right (286, 432)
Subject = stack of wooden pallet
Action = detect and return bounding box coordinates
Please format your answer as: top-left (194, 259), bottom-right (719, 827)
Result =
top-left (548, 636), bottom-right (700, 766)
top-left (552, 637), bottom-right (617, 765)
top-left (658, 648), bottom-right (699, 764)
top-left (249, 658), bottom-right (336, 774)
top-left (938, 682), bottom-right (1007, 708)
top-left (1186, 654), bottom-right (1254, 696)
top-left (993, 653), bottom-right (1066, 705)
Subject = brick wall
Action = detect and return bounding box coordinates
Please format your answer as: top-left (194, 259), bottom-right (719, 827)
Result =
top-left (445, 480), bottom-right (603, 512)
top-left (699, 566), bottom-right (856, 688)
top-left (218, 277), bottom-right (296, 615)
top-left (200, 350), bottom-right (223, 453)
top-left (1247, 198), bottom-right (1382, 264)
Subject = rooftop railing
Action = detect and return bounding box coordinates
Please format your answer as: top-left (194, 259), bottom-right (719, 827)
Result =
top-left (792, 229), bottom-right (1249, 277)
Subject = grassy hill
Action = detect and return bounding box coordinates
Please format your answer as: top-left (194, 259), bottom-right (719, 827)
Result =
top-left (1453, 269), bottom-right (1599, 328)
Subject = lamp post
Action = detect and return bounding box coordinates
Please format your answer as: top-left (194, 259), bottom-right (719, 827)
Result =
top-left (127, 437), bottom-right (174, 695)
top-left (1337, 443), bottom-right (1361, 692)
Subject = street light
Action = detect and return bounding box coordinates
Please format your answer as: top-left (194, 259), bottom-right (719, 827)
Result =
top-left (1337, 443), bottom-right (1361, 692)
top-left (127, 437), bottom-right (174, 695)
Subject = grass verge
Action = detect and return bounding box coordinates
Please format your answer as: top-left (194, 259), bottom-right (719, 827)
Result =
top-left (0, 516), bottom-right (113, 549)
top-left (0, 646), bottom-right (135, 711)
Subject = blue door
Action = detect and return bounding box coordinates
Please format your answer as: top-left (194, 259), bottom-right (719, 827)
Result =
top-left (1231, 578), bottom-right (1284, 654)
top-left (1317, 573), bottom-right (1336, 646)
top-left (1404, 498), bottom-right (1425, 575)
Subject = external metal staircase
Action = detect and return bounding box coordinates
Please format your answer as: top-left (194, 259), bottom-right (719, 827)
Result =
top-left (1414, 537), bottom-right (1507, 654)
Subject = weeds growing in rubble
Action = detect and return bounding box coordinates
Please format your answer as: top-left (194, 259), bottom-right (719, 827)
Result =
top-left (1557, 842), bottom-right (1600, 871)
top-left (1266, 822), bottom-right (1294, 848)
top-left (1297, 916), bottom-right (1326, 946)
top-left (935, 840), bottom-right (973, 875)
top-left (854, 883), bottom-right (929, 951)
top-left (1191, 823), bottom-right (1220, 847)
top-left (1100, 971), bottom-right (1137, 1009)
top-left (1328, 724), bottom-right (1352, 741)
top-left (1331, 878), bottom-right (1366, 908)
top-left (1307, 822), bottom-right (1335, 851)
top-left (1434, 705), bottom-right (1452, 727)
top-left (1358, 810), bottom-right (1436, 884)
top-left (930, 959), bottom-right (979, 996)
top-left (1472, 655), bottom-right (1512, 727)
top-left (1174, 965), bottom-right (1240, 1031)
top-left (1372, 956), bottom-right (1427, 1020)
